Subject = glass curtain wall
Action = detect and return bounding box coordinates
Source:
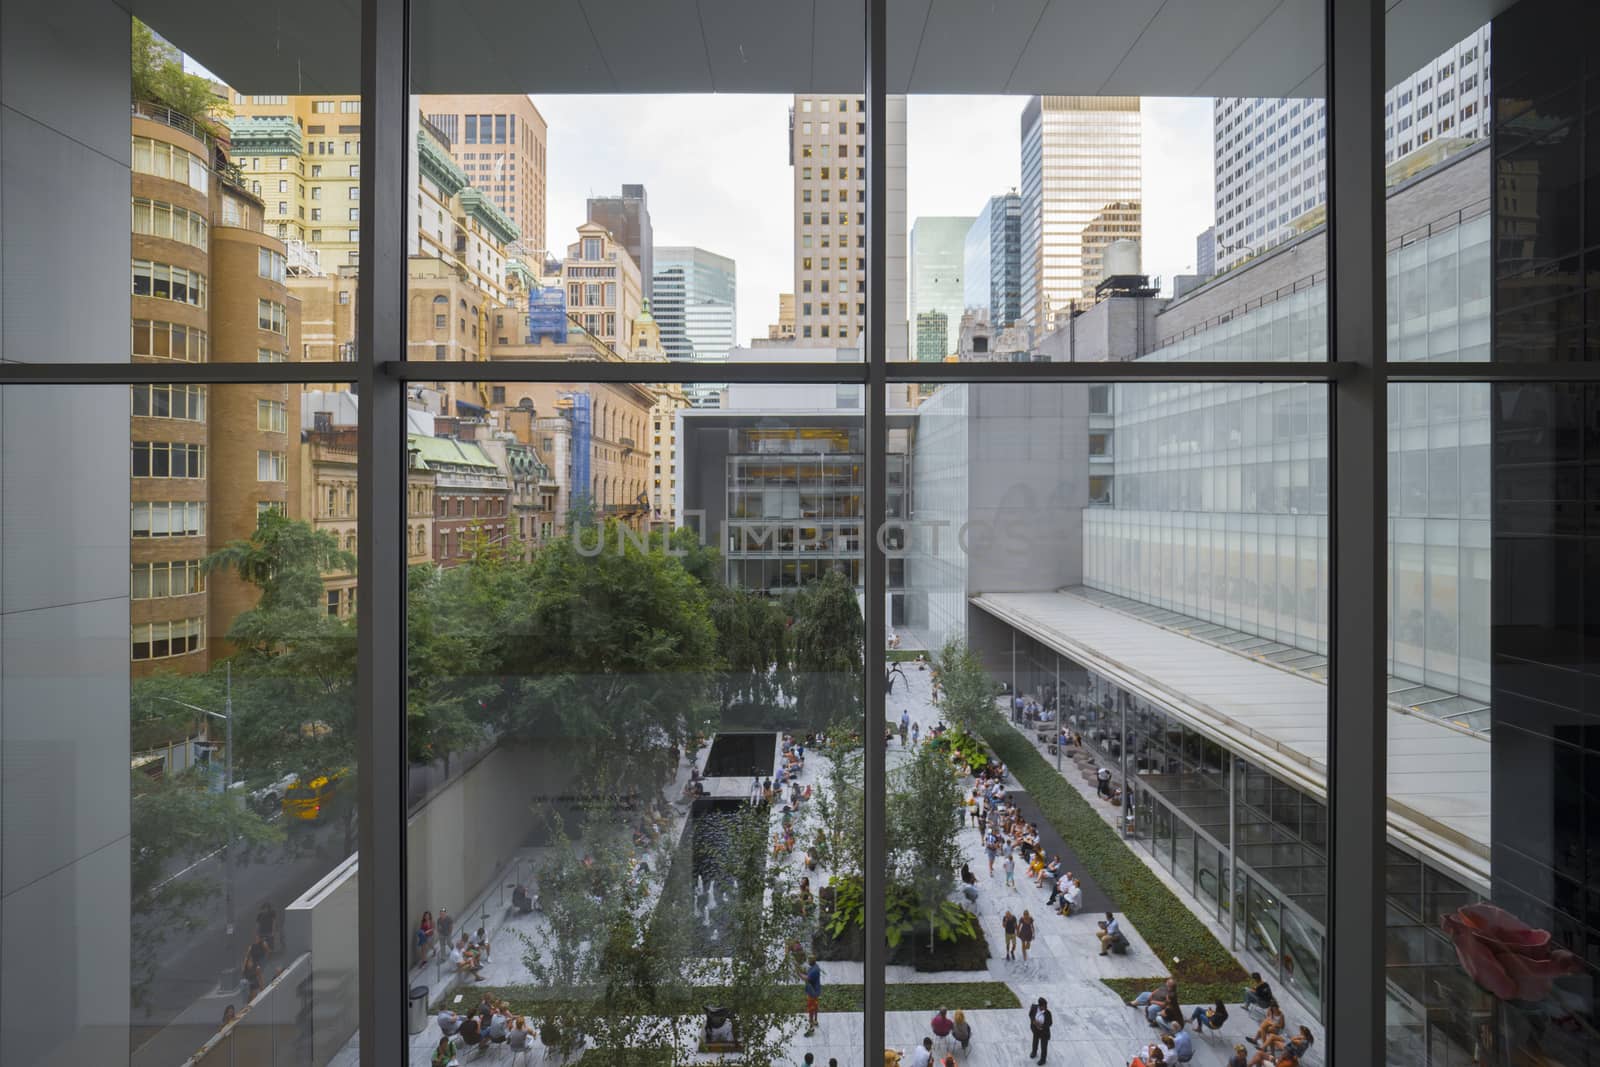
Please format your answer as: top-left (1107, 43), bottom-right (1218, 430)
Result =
top-left (4, 0), bottom-right (1600, 1064)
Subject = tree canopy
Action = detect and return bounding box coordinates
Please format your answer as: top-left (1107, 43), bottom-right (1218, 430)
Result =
top-left (131, 20), bottom-right (231, 128)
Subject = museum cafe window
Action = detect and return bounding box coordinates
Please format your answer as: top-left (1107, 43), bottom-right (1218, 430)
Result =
top-left (2, 0), bottom-right (1598, 1065)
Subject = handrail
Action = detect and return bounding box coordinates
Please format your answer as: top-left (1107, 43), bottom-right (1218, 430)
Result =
top-left (132, 100), bottom-right (214, 149)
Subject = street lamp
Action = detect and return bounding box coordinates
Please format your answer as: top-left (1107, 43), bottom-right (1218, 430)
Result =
top-left (157, 662), bottom-right (236, 935)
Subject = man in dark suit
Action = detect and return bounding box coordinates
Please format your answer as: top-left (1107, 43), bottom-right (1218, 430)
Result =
top-left (1028, 996), bottom-right (1053, 1064)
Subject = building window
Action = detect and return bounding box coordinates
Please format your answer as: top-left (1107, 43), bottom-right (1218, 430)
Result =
top-left (258, 347), bottom-right (288, 363)
top-left (131, 501), bottom-right (205, 538)
top-left (132, 441), bottom-right (206, 479)
top-left (131, 198), bottom-right (208, 250)
top-left (132, 260), bottom-right (206, 307)
top-left (257, 399), bottom-right (288, 432)
top-left (131, 617), bottom-right (205, 661)
top-left (132, 320), bottom-right (207, 363)
top-left (131, 136), bottom-right (208, 194)
top-left (131, 383), bottom-right (206, 421)
top-left (131, 560), bottom-right (205, 600)
top-left (258, 248), bottom-right (286, 282)
top-left (257, 450), bottom-right (288, 482)
top-left (258, 299), bottom-right (288, 334)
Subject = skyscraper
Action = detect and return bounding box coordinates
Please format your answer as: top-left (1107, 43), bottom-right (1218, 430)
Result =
top-left (791, 94), bottom-right (907, 358)
top-left (416, 94), bottom-right (548, 254)
top-left (915, 310), bottom-right (949, 362)
top-left (651, 246), bottom-right (737, 364)
top-left (1019, 96), bottom-right (1142, 333)
top-left (964, 193), bottom-right (1022, 327)
top-left (909, 216), bottom-right (973, 360)
top-left (1211, 24), bottom-right (1490, 272)
top-left (587, 184), bottom-right (653, 301)
top-left (1195, 225), bottom-right (1216, 278)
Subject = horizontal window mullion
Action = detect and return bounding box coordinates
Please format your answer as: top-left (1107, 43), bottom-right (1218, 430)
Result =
top-left (0, 363), bottom-right (355, 385)
top-left (382, 360), bottom-right (872, 384)
top-left (891, 360), bottom-right (1353, 384)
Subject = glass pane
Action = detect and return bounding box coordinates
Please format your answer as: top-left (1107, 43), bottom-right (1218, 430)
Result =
top-left (404, 381), bottom-right (865, 1064)
top-left (886, 379), bottom-right (1329, 1060)
top-left (410, 0), bottom-right (864, 374)
top-left (894, 0), bottom-right (1326, 362)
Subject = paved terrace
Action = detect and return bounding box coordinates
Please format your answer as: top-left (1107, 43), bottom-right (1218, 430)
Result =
top-left (379, 661), bottom-right (1318, 1067)
top-left (974, 589), bottom-right (1490, 890)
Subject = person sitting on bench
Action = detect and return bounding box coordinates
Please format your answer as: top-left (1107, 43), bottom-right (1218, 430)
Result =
top-left (1243, 973), bottom-right (1274, 1011)
top-left (1097, 913), bottom-right (1129, 955)
top-left (1190, 1000), bottom-right (1229, 1033)
top-left (511, 883), bottom-right (533, 915)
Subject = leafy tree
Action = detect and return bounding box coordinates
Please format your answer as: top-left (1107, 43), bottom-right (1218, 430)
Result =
top-left (814, 730), bottom-right (865, 881)
top-left (518, 807), bottom-right (683, 1061)
top-left (652, 526), bottom-right (722, 591)
top-left (405, 562), bottom-right (498, 764)
top-left (131, 20), bottom-right (231, 128)
top-left (709, 584), bottom-right (789, 721)
top-left (481, 521), bottom-right (719, 790)
top-left (889, 743), bottom-right (969, 948)
top-left (789, 569), bottom-right (863, 733)
top-left (933, 638), bottom-right (997, 734)
top-left (130, 768), bottom-right (280, 1002)
top-left (130, 670), bottom-right (227, 752)
top-left (204, 513), bottom-right (360, 851)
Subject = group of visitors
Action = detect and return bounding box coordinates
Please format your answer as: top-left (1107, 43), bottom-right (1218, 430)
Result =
top-left (434, 994), bottom-right (533, 1065)
top-left (881, 1009), bottom-right (971, 1067)
top-left (447, 928), bottom-right (493, 983)
top-left (415, 907), bottom-right (455, 964)
top-left (1238, 972), bottom-right (1315, 1065)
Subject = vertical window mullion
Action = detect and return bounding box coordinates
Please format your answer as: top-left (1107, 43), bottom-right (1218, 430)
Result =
top-left (1326, 0), bottom-right (1387, 1059)
top-left (863, 0), bottom-right (889, 1064)
top-left (356, 0), bottom-right (409, 1062)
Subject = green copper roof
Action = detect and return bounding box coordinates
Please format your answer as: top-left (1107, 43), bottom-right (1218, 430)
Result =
top-left (408, 433), bottom-right (499, 471)
top-left (228, 116), bottom-right (303, 156)
top-left (457, 188), bottom-right (520, 246)
top-left (417, 131), bottom-right (468, 199)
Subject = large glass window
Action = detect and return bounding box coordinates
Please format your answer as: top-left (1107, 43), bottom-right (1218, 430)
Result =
top-left (5, 0), bottom-right (1599, 1063)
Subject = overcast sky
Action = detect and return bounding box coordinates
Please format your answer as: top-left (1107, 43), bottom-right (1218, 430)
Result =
top-left (537, 94), bottom-right (1215, 345)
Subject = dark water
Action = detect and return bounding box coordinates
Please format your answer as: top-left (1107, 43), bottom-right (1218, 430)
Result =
top-left (661, 797), bottom-right (768, 953)
top-left (703, 731), bottom-right (777, 778)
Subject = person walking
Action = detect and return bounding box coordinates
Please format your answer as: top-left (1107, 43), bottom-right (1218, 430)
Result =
top-left (911, 721), bottom-right (921, 747)
top-left (950, 1009), bottom-right (971, 1053)
top-left (803, 956), bottom-right (823, 1036)
top-left (1027, 996), bottom-right (1053, 1064)
top-left (1003, 852), bottom-right (1017, 890)
top-left (1001, 909), bottom-right (1018, 960)
top-left (900, 710), bottom-right (910, 746)
top-left (1018, 910), bottom-right (1036, 961)
top-left (984, 830), bottom-right (999, 875)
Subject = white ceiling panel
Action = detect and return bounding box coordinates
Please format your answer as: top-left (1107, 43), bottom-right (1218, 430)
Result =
top-left (137, 0), bottom-right (1517, 99)
top-left (135, 0), bottom-right (360, 94)
top-left (697, 0), bottom-right (851, 93)
top-left (893, 0), bottom-right (1049, 94)
top-left (1005, 0), bottom-right (1165, 96)
top-left (1198, 0), bottom-right (1325, 98)
top-left (1100, 0), bottom-right (1287, 95)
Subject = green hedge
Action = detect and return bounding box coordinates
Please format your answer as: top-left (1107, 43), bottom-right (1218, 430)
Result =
top-left (980, 715), bottom-right (1248, 987)
top-left (482, 980), bottom-right (1019, 1018)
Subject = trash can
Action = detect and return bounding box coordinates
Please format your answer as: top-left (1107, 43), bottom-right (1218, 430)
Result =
top-left (408, 985), bottom-right (429, 1035)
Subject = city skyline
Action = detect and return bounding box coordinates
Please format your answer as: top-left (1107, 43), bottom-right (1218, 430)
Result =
top-left (535, 94), bottom-right (1216, 344)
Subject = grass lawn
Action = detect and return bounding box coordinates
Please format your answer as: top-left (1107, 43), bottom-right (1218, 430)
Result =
top-left (980, 713), bottom-right (1249, 988)
top-left (480, 980), bottom-right (1019, 1019)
